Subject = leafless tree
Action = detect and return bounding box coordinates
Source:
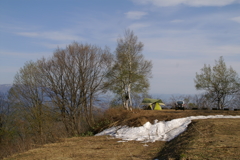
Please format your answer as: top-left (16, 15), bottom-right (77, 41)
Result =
top-left (38, 42), bottom-right (111, 135)
top-left (225, 91), bottom-right (240, 110)
top-left (8, 61), bottom-right (54, 143)
top-left (0, 92), bottom-right (10, 144)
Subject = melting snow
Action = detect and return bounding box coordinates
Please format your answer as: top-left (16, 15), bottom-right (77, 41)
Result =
top-left (95, 115), bottom-right (240, 142)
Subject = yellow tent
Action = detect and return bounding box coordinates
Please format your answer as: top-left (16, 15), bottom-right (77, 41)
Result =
top-left (154, 102), bottom-right (162, 110)
top-left (142, 98), bottom-right (165, 110)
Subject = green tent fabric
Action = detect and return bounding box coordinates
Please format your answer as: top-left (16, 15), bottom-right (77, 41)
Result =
top-left (141, 98), bottom-right (164, 110)
top-left (142, 98), bottom-right (162, 104)
top-left (154, 102), bottom-right (162, 110)
top-left (149, 104), bottom-right (153, 110)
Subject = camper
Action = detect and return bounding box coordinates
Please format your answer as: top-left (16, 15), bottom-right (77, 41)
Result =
top-left (175, 101), bottom-right (185, 110)
top-left (141, 98), bottom-right (165, 110)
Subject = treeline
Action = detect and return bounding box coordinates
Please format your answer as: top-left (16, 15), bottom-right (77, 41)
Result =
top-left (165, 93), bottom-right (240, 110)
top-left (162, 56), bottom-right (240, 110)
top-left (149, 56), bottom-right (240, 110)
top-left (0, 30), bottom-right (152, 158)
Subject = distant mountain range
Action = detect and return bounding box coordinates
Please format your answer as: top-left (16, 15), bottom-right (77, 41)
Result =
top-left (0, 84), bottom-right (12, 93)
top-left (0, 84), bottom-right (192, 102)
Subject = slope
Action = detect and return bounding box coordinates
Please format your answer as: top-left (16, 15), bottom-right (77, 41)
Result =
top-left (4, 110), bottom-right (240, 160)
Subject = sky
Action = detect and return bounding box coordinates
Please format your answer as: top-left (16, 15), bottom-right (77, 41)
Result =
top-left (0, 0), bottom-right (240, 95)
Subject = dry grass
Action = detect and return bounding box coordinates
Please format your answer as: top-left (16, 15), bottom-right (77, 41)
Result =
top-left (4, 109), bottom-right (240, 160)
top-left (4, 136), bottom-right (166, 160)
top-left (102, 109), bottom-right (240, 128)
top-left (156, 118), bottom-right (240, 160)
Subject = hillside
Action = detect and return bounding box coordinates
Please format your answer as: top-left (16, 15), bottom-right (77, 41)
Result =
top-left (3, 110), bottom-right (240, 160)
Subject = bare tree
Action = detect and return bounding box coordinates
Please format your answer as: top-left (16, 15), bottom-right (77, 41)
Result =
top-left (8, 61), bottom-right (53, 143)
top-left (38, 42), bottom-right (111, 135)
top-left (187, 94), bottom-right (213, 110)
top-left (227, 91), bottom-right (240, 110)
top-left (105, 29), bottom-right (152, 110)
top-left (0, 92), bottom-right (10, 144)
top-left (194, 56), bottom-right (240, 109)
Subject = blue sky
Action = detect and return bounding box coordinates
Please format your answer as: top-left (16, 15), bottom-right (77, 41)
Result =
top-left (1, 0), bottom-right (240, 94)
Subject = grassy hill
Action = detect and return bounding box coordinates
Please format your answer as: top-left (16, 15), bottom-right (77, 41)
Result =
top-left (3, 109), bottom-right (240, 160)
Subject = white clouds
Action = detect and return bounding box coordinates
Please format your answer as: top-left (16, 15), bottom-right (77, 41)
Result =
top-left (137, 25), bottom-right (240, 94)
top-left (125, 11), bottom-right (148, 19)
top-left (208, 45), bottom-right (240, 56)
top-left (142, 33), bottom-right (208, 54)
top-left (132, 0), bottom-right (240, 7)
top-left (142, 35), bottom-right (240, 60)
top-left (40, 43), bottom-right (69, 49)
top-left (0, 50), bottom-right (51, 59)
top-left (1, 0), bottom-right (240, 95)
top-left (186, 0), bottom-right (238, 7)
top-left (17, 31), bottom-right (82, 41)
top-left (15, 31), bottom-right (84, 50)
top-left (231, 16), bottom-right (240, 23)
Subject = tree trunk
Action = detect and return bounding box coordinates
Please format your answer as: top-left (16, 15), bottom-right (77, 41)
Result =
top-left (217, 97), bottom-right (221, 110)
top-left (127, 84), bottom-right (132, 107)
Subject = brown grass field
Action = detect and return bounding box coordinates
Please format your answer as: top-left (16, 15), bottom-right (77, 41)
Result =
top-left (3, 109), bottom-right (240, 160)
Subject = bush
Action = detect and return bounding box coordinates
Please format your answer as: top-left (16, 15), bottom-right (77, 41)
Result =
top-left (92, 107), bottom-right (130, 134)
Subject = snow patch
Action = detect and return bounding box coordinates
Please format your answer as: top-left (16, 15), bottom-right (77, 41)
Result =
top-left (95, 115), bottom-right (240, 142)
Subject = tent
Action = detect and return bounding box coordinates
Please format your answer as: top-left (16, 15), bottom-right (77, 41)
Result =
top-left (141, 98), bottom-right (165, 110)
